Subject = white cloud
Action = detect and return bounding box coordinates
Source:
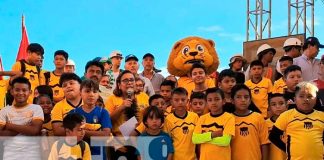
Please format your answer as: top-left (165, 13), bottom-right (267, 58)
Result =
top-left (198, 25), bottom-right (223, 32)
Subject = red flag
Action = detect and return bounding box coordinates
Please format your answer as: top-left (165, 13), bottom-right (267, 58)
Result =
top-left (16, 15), bottom-right (29, 61)
top-left (0, 55), bottom-right (3, 80)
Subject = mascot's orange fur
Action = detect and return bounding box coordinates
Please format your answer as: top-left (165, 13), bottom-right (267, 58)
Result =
top-left (167, 36), bottom-right (219, 93)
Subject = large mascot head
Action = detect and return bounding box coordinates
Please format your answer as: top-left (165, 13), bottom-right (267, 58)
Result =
top-left (167, 36), bottom-right (219, 77)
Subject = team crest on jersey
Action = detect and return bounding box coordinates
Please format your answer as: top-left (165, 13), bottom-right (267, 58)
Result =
top-left (240, 127), bottom-right (249, 136)
top-left (182, 126), bottom-right (189, 134)
top-left (253, 88), bottom-right (259, 94)
top-left (304, 122), bottom-right (313, 129)
top-left (30, 75), bottom-right (35, 81)
top-left (54, 90), bottom-right (59, 96)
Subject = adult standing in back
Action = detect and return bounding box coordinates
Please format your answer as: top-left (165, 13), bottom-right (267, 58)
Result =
top-left (293, 37), bottom-right (324, 81)
top-left (140, 53), bottom-right (164, 94)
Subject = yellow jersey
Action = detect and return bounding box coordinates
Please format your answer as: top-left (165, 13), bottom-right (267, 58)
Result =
top-left (193, 112), bottom-right (235, 160)
top-left (45, 72), bottom-right (64, 102)
top-left (164, 111), bottom-right (199, 160)
top-left (43, 119), bottom-right (54, 136)
top-left (48, 140), bottom-right (91, 160)
top-left (245, 78), bottom-right (273, 118)
top-left (272, 77), bottom-right (286, 94)
top-left (105, 93), bottom-right (149, 136)
top-left (274, 109), bottom-right (324, 160)
top-left (51, 98), bottom-right (82, 123)
top-left (178, 76), bottom-right (215, 95)
top-left (12, 60), bottom-right (44, 104)
top-left (231, 112), bottom-right (269, 160)
top-left (0, 79), bottom-right (9, 110)
top-left (266, 118), bottom-right (286, 160)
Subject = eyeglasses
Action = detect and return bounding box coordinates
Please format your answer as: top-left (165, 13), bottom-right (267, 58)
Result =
top-left (121, 78), bottom-right (135, 84)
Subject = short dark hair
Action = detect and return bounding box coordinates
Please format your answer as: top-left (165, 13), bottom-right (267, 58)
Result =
top-left (171, 87), bottom-right (188, 97)
top-left (63, 113), bottom-right (84, 131)
top-left (11, 77), bottom-right (31, 90)
top-left (268, 93), bottom-right (286, 106)
top-left (250, 60), bottom-right (264, 68)
top-left (190, 63), bottom-right (207, 75)
top-left (279, 56), bottom-right (293, 63)
top-left (205, 87), bottom-right (225, 99)
top-left (35, 85), bottom-right (53, 100)
top-left (54, 50), bottom-right (69, 61)
top-left (218, 69), bottom-right (236, 83)
top-left (27, 43), bottom-right (44, 55)
top-left (231, 84), bottom-right (252, 99)
top-left (81, 79), bottom-right (99, 92)
top-left (149, 94), bottom-right (164, 106)
top-left (142, 106), bottom-right (164, 128)
top-left (160, 80), bottom-right (176, 90)
top-left (231, 84), bottom-right (262, 113)
top-left (190, 92), bottom-right (206, 101)
top-left (283, 65), bottom-right (302, 78)
top-left (59, 73), bottom-right (82, 87)
top-left (85, 60), bottom-right (105, 75)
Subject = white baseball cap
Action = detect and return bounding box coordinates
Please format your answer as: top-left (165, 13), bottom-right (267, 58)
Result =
top-left (283, 38), bottom-right (302, 48)
top-left (66, 59), bottom-right (75, 66)
top-left (109, 50), bottom-right (123, 59)
top-left (257, 44), bottom-right (276, 56)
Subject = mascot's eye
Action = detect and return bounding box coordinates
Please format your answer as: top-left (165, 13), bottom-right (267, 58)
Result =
top-left (182, 46), bottom-right (190, 55)
top-left (196, 45), bottom-right (204, 52)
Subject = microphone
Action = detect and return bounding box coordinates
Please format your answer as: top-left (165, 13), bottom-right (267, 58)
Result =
top-left (126, 88), bottom-right (134, 99)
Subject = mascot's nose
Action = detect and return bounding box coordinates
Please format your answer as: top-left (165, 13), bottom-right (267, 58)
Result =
top-left (189, 52), bottom-right (198, 56)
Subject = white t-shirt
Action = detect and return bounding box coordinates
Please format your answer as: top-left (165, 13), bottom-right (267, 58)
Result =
top-left (0, 104), bottom-right (44, 160)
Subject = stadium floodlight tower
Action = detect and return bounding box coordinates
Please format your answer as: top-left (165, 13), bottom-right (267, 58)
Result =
top-left (246, 0), bottom-right (272, 41)
top-left (288, 0), bottom-right (314, 36)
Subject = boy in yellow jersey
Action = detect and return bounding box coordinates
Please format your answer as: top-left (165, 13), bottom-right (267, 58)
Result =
top-left (164, 87), bottom-right (199, 160)
top-left (44, 50), bottom-right (68, 103)
top-left (160, 80), bottom-right (176, 114)
top-left (282, 65), bottom-right (303, 109)
top-left (272, 56), bottom-right (293, 94)
top-left (37, 94), bottom-right (54, 136)
top-left (231, 84), bottom-right (269, 160)
top-left (0, 77), bottom-right (44, 160)
top-left (189, 92), bottom-right (207, 117)
top-left (270, 82), bottom-right (324, 160)
top-left (192, 87), bottom-right (235, 160)
top-left (11, 43), bottom-right (45, 104)
top-left (266, 93), bottom-right (287, 160)
top-left (51, 73), bottom-right (82, 136)
top-left (48, 113), bottom-right (91, 160)
top-left (245, 60), bottom-right (273, 118)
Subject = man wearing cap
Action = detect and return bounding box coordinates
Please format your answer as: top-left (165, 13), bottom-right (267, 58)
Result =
top-left (294, 37), bottom-right (324, 81)
top-left (124, 54), bottom-right (155, 96)
top-left (64, 59), bottom-right (76, 73)
top-left (245, 44), bottom-right (276, 81)
top-left (229, 54), bottom-right (246, 84)
top-left (140, 53), bottom-right (164, 94)
top-left (110, 50), bottom-right (123, 90)
top-left (275, 38), bottom-right (302, 79)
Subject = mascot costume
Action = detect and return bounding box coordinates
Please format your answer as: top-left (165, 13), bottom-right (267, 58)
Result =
top-left (167, 36), bottom-right (219, 93)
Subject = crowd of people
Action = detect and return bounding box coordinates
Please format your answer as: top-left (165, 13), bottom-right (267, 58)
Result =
top-left (0, 36), bottom-right (323, 160)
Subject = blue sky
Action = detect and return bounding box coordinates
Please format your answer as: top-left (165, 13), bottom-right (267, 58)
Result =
top-left (0, 0), bottom-right (323, 76)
